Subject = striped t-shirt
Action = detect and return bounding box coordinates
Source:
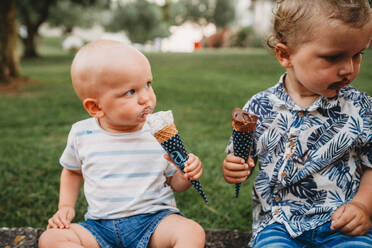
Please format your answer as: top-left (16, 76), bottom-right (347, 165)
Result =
top-left (60, 118), bottom-right (179, 220)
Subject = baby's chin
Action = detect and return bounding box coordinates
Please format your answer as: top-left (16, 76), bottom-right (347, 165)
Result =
top-left (137, 113), bottom-right (151, 124)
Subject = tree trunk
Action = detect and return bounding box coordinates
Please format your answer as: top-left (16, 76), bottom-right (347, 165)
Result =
top-left (0, 0), bottom-right (20, 85)
top-left (17, 0), bottom-right (58, 59)
top-left (21, 30), bottom-right (39, 58)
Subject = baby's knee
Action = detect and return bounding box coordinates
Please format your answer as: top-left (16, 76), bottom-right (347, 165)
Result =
top-left (178, 219), bottom-right (205, 246)
top-left (191, 220), bottom-right (206, 241)
top-left (38, 229), bottom-right (59, 248)
top-left (151, 214), bottom-right (205, 247)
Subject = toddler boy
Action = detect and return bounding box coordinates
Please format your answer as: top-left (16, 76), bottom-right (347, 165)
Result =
top-left (222, 0), bottom-right (372, 247)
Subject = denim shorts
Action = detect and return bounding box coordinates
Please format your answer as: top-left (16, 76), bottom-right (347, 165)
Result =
top-left (252, 221), bottom-right (372, 248)
top-left (78, 210), bottom-right (181, 248)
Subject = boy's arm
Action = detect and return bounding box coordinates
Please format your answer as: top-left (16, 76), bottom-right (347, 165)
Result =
top-left (351, 167), bottom-right (372, 216)
top-left (48, 168), bottom-right (82, 229)
top-left (166, 153), bottom-right (201, 192)
top-left (331, 167), bottom-right (372, 235)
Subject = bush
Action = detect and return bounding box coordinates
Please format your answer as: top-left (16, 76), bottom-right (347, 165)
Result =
top-left (229, 26), bottom-right (263, 48)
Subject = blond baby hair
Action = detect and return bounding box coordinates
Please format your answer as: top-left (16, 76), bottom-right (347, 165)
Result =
top-left (266, 0), bottom-right (371, 52)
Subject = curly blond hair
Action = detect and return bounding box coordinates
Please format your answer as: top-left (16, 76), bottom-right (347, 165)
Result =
top-left (266, 0), bottom-right (371, 52)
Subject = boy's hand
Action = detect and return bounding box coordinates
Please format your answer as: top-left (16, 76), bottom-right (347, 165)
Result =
top-left (222, 153), bottom-right (254, 184)
top-left (331, 201), bottom-right (371, 236)
top-left (164, 153), bottom-right (202, 181)
top-left (47, 206), bottom-right (75, 229)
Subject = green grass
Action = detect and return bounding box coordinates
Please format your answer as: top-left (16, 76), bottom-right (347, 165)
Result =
top-left (1, 37), bottom-right (371, 231)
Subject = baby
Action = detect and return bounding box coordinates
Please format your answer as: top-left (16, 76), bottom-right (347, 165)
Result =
top-left (38, 40), bottom-right (205, 248)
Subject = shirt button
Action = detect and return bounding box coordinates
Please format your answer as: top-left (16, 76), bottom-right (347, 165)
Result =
top-left (274, 209), bottom-right (280, 215)
top-left (281, 172), bottom-right (287, 178)
top-left (298, 112), bottom-right (304, 118)
top-left (275, 196), bottom-right (281, 202)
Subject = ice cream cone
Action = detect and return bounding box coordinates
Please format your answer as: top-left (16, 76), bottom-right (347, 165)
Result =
top-left (148, 111), bottom-right (208, 203)
top-left (231, 108), bottom-right (258, 198)
top-left (154, 124), bottom-right (178, 143)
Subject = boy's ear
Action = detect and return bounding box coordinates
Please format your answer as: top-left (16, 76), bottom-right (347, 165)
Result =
top-left (275, 43), bottom-right (292, 68)
top-left (83, 98), bottom-right (104, 118)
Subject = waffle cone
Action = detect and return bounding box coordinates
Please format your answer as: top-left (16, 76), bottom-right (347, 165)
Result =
top-left (154, 124), bottom-right (178, 143)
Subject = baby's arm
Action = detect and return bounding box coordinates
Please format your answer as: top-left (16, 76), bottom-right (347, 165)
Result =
top-left (165, 153), bottom-right (202, 192)
top-left (331, 167), bottom-right (372, 235)
top-left (222, 153), bottom-right (255, 184)
top-left (47, 168), bottom-right (83, 229)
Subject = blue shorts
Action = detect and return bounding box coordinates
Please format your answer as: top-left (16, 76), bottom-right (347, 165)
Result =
top-left (78, 210), bottom-right (181, 248)
top-left (252, 221), bottom-right (372, 248)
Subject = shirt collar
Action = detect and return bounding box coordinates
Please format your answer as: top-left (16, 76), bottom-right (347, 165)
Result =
top-left (272, 73), bottom-right (340, 112)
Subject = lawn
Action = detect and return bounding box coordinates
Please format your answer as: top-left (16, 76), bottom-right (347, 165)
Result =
top-left (1, 37), bottom-right (371, 231)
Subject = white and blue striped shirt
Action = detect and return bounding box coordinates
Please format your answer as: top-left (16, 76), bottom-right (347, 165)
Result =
top-left (60, 118), bottom-right (179, 220)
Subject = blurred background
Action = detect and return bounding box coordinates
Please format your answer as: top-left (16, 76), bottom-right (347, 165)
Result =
top-left (1, 0), bottom-right (274, 76)
top-left (1, 0), bottom-right (372, 232)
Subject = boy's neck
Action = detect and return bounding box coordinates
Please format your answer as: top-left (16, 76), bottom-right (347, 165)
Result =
top-left (284, 73), bottom-right (319, 109)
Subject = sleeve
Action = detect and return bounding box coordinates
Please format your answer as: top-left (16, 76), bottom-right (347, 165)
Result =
top-left (360, 96), bottom-right (372, 168)
top-left (225, 136), bottom-right (234, 154)
top-left (59, 126), bottom-right (82, 171)
top-left (243, 99), bottom-right (258, 158)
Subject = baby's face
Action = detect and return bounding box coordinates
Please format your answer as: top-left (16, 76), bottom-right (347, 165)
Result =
top-left (285, 19), bottom-right (372, 98)
top-left (96, 55), bottom-right (156, 133)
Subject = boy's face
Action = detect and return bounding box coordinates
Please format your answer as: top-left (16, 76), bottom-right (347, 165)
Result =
top-left (285, 19), bottom-right (372, 98)
top-left (96, 55), bottom-right (156, 133)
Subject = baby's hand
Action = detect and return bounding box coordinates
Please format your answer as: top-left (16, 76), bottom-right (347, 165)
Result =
top-left (331, 201), bottom-right (371, 236)
top-left (164, 153), bottom-right (202, 181)
top-left (47, 206), bottom-right (75, 229)
top-left (183, 153), bottom-right (203, 180)
top-left (222, 153), bottom-right (254, 184)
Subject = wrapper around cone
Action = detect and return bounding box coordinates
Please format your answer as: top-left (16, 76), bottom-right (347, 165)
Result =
top-left (147, 111), bottom-right (208, 203)
top-left (231, 108), bottom-right (258, 198)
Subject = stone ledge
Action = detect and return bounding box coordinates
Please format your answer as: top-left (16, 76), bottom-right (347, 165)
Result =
top-left (205, 229), bottom-right (251, 248)
top-left (0, 227), bottom-right (251, 248)
top-left (0, 227), bottom-right (44, 248)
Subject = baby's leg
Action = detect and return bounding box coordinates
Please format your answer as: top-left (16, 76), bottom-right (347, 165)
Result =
top-left (38, 223), bottom-right (99, 248)
top-left (149, 214), bottom-right (205, 248)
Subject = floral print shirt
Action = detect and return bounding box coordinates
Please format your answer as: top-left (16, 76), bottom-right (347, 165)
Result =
top-left (226, 74), bottom-right (372, 245)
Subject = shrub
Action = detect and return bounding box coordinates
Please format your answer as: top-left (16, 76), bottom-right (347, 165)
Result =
top-left (229, 26), bottom-right (263, 48)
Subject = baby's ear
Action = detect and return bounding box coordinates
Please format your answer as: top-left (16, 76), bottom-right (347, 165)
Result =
top-left (275, 43), bottom-right (291, 68)
top-left (83, 98), bottom-right (104, 118)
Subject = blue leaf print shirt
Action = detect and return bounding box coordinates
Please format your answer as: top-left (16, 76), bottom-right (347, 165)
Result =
top-left (226, 74), bottom-right (372, 245)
